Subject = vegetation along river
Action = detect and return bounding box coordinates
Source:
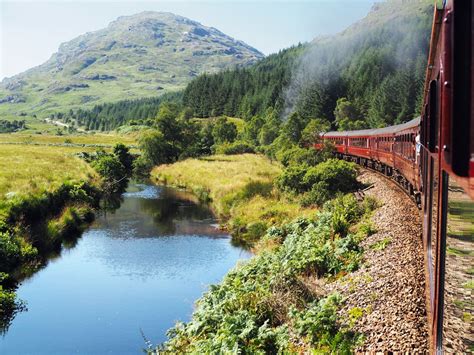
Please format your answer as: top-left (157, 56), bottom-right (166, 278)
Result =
top-left (0, 182), bottom-right (251, 354)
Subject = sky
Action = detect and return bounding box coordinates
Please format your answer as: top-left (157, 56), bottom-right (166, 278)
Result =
top-left (0, 0), bottom-right (375, 80)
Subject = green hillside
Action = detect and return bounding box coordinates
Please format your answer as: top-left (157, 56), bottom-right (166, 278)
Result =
top-left (183, 0), bottom-right (432, 128)
top-left (0, 12), bottom-right (263, 117)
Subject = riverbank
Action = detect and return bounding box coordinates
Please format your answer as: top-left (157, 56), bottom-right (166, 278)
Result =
top-left (151, 154), bottom-right (315, 244)
top-left (152, 155), bottom-right (428, 352)
top-left (0, 143), bottom-right (107, 330)
top-left (1, 182), bottom-right (251, 353)
top-left (153, 154), bottom-right (379, 352)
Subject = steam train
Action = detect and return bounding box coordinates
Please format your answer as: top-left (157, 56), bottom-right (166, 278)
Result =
top-left (319, 1), bottom-right (473, 353)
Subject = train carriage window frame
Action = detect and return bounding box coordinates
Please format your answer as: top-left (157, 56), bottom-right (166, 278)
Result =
top-left (428, 79), bottom-right (439, 153)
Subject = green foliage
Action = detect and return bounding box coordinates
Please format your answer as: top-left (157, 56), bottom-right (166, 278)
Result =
top-left (211, 117), bottom-right (238, 144)
top-left (277, 159), bottom-right (358, 206)
top-left (334, 98), bottom-right (367, 131)
top-left (183, 45), bottom-right (305, 119)
top-left (326, 194), bottom-right (364, 237)
top-left (279, 145), bottom-right (332, 168)
top-left (0, 232), bottom-right (23, 270)
top-left (0, 119), bottom-right (26, 133)
top-left (59, 93), bottom-right (183, 131)
top-left (138, 130), bottom-right (178, 166)
top-left (303, 159), bottom-right (358, 195)
top-left (300, 118), bottom-right (331, 145)
top-left (214, 141), bottom-right (255, 155)
top-left (113, 143), bottom-right (134, 174)
top-left (160, 194), bottom-right (373, 353)
top-left (92, 155), bottom-right (127, 193)
top-left (370, 238), bottom-right (391, 251)
top-left (290, 294), bottom-right (357, 352)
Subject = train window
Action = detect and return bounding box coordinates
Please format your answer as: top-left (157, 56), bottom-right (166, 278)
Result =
top-left (439, 174), bottom-right (474, 353)
top-left (450, 0), bottom-right (471, 176)
top-left (428, 80), bottom-right (439, 152)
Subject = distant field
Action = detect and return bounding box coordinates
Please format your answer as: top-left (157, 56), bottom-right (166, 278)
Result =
top-left (152, 154), bottom-right (315, 242)
top-left (0, 144), bottom-right (99, 200)
top-left (0, 132), bottom-right (138, 146)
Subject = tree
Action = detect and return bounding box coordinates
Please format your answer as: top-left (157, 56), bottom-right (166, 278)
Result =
top-left (334, 98), bottom-right (366, 131)
top-left (300, 118), bottom-right (331, 146)
top-left (138, 130), bottom-right (178, 166)
top-left (113, 143), bottom-right (134, 175)
top-left (92, 155), bottom-right (127, 193)
top-left (212, 117), bottom-right (237, 144)
top-left (155, 103), bottom-right (182, 144)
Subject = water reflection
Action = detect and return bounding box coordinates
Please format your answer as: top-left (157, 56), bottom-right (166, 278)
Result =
top-left (0, 183), bottom-right (251, 354)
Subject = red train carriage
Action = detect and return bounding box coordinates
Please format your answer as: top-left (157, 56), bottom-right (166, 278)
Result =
top-left (420, 0), bottom-right (473, 353)
top-left (318, 1), bottom-right (472, 352)
top-left (322, 117), bottom-right (421, 202)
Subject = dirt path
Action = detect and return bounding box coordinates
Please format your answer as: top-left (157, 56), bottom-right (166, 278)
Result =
top-left (327, 169), bottom-right (429, 353)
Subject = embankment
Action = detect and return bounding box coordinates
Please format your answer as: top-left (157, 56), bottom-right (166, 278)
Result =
top-left (0, 145), bottom-right (104, 329)
top-left (151, 154), bottom-right (379, 353)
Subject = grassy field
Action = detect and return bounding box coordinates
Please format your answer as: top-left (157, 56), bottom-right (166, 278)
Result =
top-left (151, 154), bottom-right (315, 243)
top-left (0, 144), bottom-right (99, 200)
top-left (0, 132), bottom-right (138, 146)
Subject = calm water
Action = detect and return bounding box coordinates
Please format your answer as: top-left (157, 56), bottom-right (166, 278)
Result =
top-left (0, 183), bottom-right (251, 355)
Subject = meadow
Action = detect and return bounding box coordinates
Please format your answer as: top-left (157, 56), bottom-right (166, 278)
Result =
top-left (0, 132), bottom-right (138, 146)
top-left (151, 154), bottom-right (315, 243)
top-left (0, 144), bottom-right (99, 200)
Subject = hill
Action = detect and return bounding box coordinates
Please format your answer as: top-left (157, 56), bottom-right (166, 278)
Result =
top-left (0, 12), bottom-right (263, 117)
top-left (53, 0), bottom-right (433, 133)
top-left (183, 0), bottom-right (433, 128)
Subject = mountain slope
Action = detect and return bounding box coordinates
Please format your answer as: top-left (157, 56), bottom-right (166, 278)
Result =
top-left (0, 12), bottom-right (263, 116)
top-left (181, 0), bottom-right (432, 128)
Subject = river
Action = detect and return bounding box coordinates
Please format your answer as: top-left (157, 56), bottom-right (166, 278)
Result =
top-left (0, 183), bottom-right (251, 354)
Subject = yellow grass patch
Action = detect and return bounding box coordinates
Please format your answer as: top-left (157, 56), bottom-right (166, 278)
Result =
top-left (0, 144), bottom-right (99, 199)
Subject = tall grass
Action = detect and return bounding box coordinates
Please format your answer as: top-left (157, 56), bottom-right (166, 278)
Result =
top-left (0, 144), bottom-right (99, 200)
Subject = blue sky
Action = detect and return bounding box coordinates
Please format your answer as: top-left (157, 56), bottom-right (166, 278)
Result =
top-left (0, 0), bottom-right (375, 80)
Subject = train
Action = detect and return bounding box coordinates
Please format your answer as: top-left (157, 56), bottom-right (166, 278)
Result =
top-left (319, 1), bottom-right (473, 353)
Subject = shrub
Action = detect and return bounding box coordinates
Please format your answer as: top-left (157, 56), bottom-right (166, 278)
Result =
top-left (326, 194), bottom-right (363, 236)
top-left (212, 117), bottom-right (238, 144)
top-left (215, 141), bottom-right (255, 155)
top-left (113, 143), bottom-right (134, 174)
top-left (280, 146), bottom-right (331, 167)
top-left (303, 159), bottom-right (358, 194)
top-left (92, 155), bottom-right (127, 193)
top-left (0, 232), bottom-right (22, 270)
top-left (275, 164), bottom-right (308, 194)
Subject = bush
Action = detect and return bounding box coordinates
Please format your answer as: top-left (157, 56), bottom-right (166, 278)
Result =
top-left (303, 159), bottom-right (358, 194)
top-left (0, 232), bottom-right (21, 270)
top-left (215, 141), bottom-right (255, 155)
top-left (212, 117), bottom-right (238, 144)
top-left (160, 194), bottom-right (370, 353)
top-left (279, 146), bottom-right (331, 167)
top-left (92, 155), bottom-right (127, 193)
top-left (275, 164), bottom-right (308, 194)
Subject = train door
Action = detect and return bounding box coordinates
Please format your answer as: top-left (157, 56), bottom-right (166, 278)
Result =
top-left (422, 78), bottom-right (442, 347)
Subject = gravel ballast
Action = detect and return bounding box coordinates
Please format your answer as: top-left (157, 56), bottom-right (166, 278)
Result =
top-left (326, 169), bottom-right (429, 353)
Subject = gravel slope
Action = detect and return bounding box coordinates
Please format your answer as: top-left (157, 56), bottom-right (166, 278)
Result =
top-left (327, 170), bottom-right (429, 353)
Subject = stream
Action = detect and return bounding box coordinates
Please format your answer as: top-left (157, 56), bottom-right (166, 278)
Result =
top-left (0, 182), bottom-right (251, 354)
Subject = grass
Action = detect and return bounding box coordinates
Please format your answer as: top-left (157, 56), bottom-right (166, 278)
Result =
top-left (0, 132), bottom-right (138, 146)
top-left (370, 237), bottom-right (391, 251)
top-left (0, 144), bottom-right (99, 201)
top-left (151, 154), bottom-right (315, 243)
